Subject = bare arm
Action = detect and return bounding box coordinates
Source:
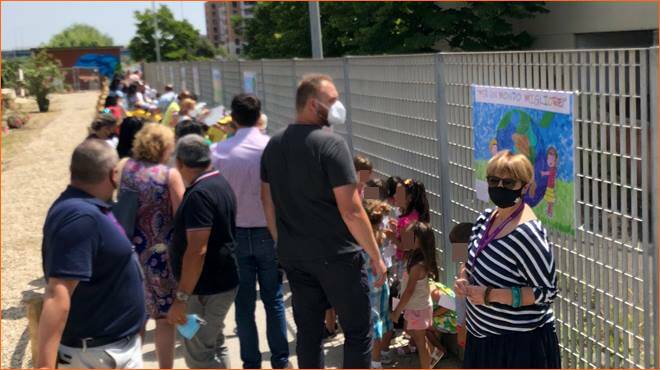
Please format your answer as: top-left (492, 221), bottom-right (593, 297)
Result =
top-left (168, 168), bottom-right (185, 213)
top-left (334, 184), bottom-right (380, 261)
top-left (37, 278), bottom-right (78, 368)
top-left (178, 229), bottom-right (211, 295)
top-left (261, 182), bottom-right (278, 241)
top-left (334, 183), bottom-right (386, 286)
top-left (393, 264), bottom-right (426, 317)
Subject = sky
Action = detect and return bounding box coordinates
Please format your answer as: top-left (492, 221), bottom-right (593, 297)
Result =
top-left (1, 1), bottom-right (207, 50)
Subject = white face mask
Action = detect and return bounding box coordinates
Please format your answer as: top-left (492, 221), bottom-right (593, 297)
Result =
top-left (317, 99), bottom-right (346, 127)
top-left (327, 100), bottom-right (346, 126)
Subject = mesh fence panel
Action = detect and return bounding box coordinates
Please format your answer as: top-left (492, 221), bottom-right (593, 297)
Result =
top-left (440, 49), bottom-right (655, 369)
top-left (142, 49), bottom-right (657, 368)
top-left (262, 60), bottom-right (296, 134)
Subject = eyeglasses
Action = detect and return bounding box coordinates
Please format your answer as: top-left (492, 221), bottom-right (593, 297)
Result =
top-left (486, 176), bottom-right (519, 190)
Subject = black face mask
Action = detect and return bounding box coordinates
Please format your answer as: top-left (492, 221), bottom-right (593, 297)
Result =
top-left (488, 186), bottom-right (523, 209)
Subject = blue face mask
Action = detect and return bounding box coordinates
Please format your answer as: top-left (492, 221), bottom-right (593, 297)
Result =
top-left (177, 314), bottom-right (206, 340)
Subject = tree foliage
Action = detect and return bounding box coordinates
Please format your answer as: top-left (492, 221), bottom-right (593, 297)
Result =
top-left (244, 2), bottom-right (547, 59)
top-left (128, 5), bottom-right (217, 62)
top-left (21, 50), bottom-right (64, 110)
top-left (46, 24), bottom-right (114, 48)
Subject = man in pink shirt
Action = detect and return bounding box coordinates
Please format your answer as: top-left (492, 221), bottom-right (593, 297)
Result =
top-left (210, 94), bottom-right (289, 369)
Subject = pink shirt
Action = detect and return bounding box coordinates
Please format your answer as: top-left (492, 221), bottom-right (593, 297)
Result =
top-left (396, 210), bottom-right (419, 261)
top-left (211, 127), bottom-right (270, 228)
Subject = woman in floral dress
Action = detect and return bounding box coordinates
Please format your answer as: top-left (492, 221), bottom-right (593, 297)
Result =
top-left (118, 124), bottom-right (185, 368)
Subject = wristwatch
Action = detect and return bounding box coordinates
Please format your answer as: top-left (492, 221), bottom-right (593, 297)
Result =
top-left (176, 291), bottom-right (190, 303)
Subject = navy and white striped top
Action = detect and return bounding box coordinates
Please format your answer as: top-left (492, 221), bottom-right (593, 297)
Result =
top-left (465, 209), bottom-right (558, 338)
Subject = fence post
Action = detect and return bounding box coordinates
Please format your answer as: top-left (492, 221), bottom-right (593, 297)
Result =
top-left (238, 59), bottom-right (244, 93)
top-left (260, 59), bottom-right (267, 113)
top-left (434, 53), bottom-right (455, 285)
top-left (292, 58), bottom-right (298, 102)
top-left (342, 57), bottom-right (354, 154)
top-left (649, 46), bottom-right (659, 369)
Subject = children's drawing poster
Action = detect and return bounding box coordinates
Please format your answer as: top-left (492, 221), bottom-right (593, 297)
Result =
top-left (471, 85), bottom-right (575, 234)
top-left (243, 71), bottom-right (257, 94)
top-left (180, 66), bottom-right (187, 90)
top-left (192, 65), bottom-right (200, 96)
top-left (212, 67), bottom-right (223, 104)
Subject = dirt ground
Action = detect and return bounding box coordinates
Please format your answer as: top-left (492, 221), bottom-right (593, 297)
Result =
top-left (1, 92), bottom-right (98, 368)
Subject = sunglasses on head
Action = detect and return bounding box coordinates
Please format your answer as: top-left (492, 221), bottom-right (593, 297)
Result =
top-left (486, 176), bottom-right (519, 190)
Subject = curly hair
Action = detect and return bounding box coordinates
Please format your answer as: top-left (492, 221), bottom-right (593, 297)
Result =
top-left (131, 123), bottom-right (175, 164)
top-left (363, 199), bottom-right (391, 245)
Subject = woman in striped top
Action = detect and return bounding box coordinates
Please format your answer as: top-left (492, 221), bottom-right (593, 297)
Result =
top-left (454, 150), bottom-right (560, 368)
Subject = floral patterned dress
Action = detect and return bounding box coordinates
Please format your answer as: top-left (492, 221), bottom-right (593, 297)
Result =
top-left (120, 159), bottom-right (177, 318)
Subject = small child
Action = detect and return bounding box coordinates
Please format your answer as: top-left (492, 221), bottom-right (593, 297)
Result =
top-left (388, 179), bottom-right (431, 271)
top-left (390, 222), bottom-right (438, 369)
top-left (363, 199), bottom-right (394, 368)
top-left (354, 154), bottom-right (373, 198)
top-left (449, 222), bottom-right (474, 349)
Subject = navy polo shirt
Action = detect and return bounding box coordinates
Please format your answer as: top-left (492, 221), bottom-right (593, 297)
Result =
top-left (42, 186), bottom-right (146, 344)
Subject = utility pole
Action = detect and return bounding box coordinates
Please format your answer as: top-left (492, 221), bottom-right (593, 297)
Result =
top-left (308, 2), bottom-right (323, 59)
top-left (152, 1), bottom-right (162, 85)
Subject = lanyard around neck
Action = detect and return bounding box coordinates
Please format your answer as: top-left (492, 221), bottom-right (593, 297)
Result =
top-left (470, 202), bottom-right (525, 266)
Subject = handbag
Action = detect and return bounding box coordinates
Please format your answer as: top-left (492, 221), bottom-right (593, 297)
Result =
top-left (111, 158), bottom-right (139, 238)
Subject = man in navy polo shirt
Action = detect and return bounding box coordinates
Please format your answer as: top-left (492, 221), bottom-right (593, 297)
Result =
top-left (38, 139), bottom-right (146, 368)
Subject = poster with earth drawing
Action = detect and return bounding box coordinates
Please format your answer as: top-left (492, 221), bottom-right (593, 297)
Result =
top-left (471, 85), bottom-right (575, 234)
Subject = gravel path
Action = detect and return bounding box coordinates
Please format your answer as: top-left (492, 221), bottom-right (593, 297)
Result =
top-left (1, 92), bottom-right (98, 368)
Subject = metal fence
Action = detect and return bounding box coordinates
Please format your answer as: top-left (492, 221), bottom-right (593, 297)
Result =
top-left (143, 47), bottom-right (658, 369)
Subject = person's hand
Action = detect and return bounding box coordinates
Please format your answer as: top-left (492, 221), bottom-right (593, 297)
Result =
top-left (454, 278), bottom-right (469, 297)
top-left (465, 285), bottom-right (487, 305)
top-left (167, 300), bottom-right (188, 325)
top-left (371, 256), bottom-right (387, 288)
top-left (389, 310), bottom-right (401, 323)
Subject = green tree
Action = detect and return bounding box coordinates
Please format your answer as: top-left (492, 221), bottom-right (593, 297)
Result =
top-left (22, 50), bottom-right (64, 112)
top-left (244, 2), bottom-right (547, 59)
top-left (128, 5), bottom-right (217, 62)
top-left (46, 24), bottom-right (114, 48)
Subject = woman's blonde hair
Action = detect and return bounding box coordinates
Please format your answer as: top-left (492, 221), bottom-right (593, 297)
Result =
top-left (486, 150), bottom-right (534, 185)
top-left (131, 123), bottom-right (174, 163)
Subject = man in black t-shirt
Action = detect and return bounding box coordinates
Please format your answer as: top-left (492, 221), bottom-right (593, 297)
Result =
top-left (167, 134), bottom-right (239, 368)
top-left (261, 74), bottom-right (387, 368)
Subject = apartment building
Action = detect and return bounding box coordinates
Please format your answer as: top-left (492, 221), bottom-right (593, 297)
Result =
top-left (205, 1), bottom-right (256, 56)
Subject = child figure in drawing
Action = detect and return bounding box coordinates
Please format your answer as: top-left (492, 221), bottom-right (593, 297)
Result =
top-left (488, 139), bottom-right (498, 157)
top-left (541, 146), bottom-right (558, 217)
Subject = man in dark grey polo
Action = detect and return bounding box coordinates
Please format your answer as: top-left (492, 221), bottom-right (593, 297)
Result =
top-left (260, 74), bottom-right (387, 369)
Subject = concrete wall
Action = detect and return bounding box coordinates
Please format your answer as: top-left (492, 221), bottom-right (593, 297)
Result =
top-left (513, 2), bottom-right (658, 49)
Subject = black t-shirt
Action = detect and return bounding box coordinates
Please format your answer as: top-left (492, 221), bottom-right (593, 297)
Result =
top-left (170, 171), bottom-right (239, 295)
top-left (260, 124), bottom-right (359, 261)
top-left (42, 186), bottom-right (146, 343)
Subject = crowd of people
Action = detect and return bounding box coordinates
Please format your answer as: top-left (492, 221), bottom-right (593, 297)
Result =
top-left (36, 71), bottom-right (560, 369)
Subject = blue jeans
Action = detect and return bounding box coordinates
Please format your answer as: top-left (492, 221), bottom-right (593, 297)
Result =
top-left (235, 227), bottom-right (289, 368)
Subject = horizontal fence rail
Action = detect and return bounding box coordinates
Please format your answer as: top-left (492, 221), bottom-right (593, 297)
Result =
top-left (143, 47), bottom-right (658, 368)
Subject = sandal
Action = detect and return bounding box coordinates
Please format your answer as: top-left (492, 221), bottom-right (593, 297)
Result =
top-left (430, 348), bottom-right (445, 368)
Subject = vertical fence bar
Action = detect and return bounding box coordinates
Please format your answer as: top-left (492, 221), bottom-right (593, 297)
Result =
top-left (260, 60), bottom-right (267, 113)
top-left (343, 57), bottom-right (355, 153)
top-left (434, 53), bottom-right (455, 284)
top-left (649, 46), bottom-right (659, 369)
